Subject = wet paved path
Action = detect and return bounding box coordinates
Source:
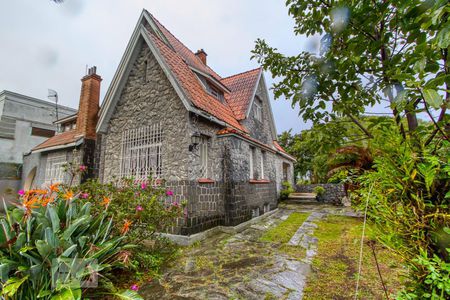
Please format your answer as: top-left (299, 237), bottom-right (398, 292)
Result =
top-left (140, 203), bottom-right (358, 300)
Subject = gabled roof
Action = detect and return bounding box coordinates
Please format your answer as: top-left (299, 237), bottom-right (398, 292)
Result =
top-left (222, 68), bottom-right (262, 120)
top-left (32, 130), bottom-right (83, 153)
top-left (98, 10), bottom-right (274, 135)
top-left (146, 30), bottom-right (245, 131)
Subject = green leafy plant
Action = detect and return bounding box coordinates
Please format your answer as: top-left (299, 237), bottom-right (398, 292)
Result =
top-left (0, 184), bottom-right (141, 300)
top-left (313, 186), bottom-right (326, 202)
top-left (280, 181), bottom-right (294, 200)
top-left (77, 178), bottom-right (185, 273)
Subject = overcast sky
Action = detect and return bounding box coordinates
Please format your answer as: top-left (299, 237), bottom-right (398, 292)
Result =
top-left (0, 0), bottom-right (320, 134)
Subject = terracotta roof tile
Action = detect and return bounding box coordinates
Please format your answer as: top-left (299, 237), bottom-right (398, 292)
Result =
top-left (273, 140), bottom-right (289, 154)
top-left (147, 15), bottom-right (264, 132)
top-left (33, 130), bottom-right (82, 151)
top-left (150, 15), bottom-right (223, 82)
top-left (222, 68), bottom-right (261, 120)
top-left (147, 30), bottom-right (246, 131)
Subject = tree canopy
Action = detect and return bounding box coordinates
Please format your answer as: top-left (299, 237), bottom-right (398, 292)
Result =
top-left (253, 0), bottom-right (449, 144)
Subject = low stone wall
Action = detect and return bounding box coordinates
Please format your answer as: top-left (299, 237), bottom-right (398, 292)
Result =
top-left (295, 183), bottom-right (346, 206)
top-left (165, 180), bottom-right (278, 235)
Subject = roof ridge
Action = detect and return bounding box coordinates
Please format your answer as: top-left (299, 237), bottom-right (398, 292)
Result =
top-left (222, 67), bottom-right (262, 80)
top-left (148, 13), bottom-right (217, 73)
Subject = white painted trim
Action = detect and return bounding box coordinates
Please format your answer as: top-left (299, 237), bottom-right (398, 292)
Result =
top-left (96, 10), bottom-right (232, 134)
top-left (244, 69), bottom-right (262, 118)
top-left (97, 10), bottom-right (147, 133)
top-left (31, 137), bottom-right (84, 154)
top-left (245, 72), bottom-right (278, 140)
top-left (189, 66), bottom-right (231, 93)
top-left (216, 133), bottom-right (276, 154)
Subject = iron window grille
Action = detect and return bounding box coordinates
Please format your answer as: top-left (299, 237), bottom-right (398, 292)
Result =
top-left (119, 123), bottom-right (163, 182)
top-left (45, 153), bottom-right (67, 184)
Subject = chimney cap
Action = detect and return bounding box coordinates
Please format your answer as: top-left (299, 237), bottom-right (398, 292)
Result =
top-left (195, 49), bottom-right (207, 56)
top-left (88, 66), bottom-right (97, 75)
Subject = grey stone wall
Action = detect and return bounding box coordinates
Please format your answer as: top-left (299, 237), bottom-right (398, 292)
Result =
top-left (164, 179), bottom-right (277, 235)
top-left (240, 80), bottom-right (275, 145)
top-left (100, 42), bottom-right (192, 182)
top-left (295, 183), bottom-right (346, 205)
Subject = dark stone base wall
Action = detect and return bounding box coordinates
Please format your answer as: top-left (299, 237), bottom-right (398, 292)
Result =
top-left (165, 180), bottom-right (277, 235)
top-left (295, 183), bottom-right (346, 205)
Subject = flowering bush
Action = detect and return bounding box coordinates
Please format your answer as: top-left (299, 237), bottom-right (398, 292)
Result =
top-left (77, 178), bottom-right (186, 273)
top-left (0, 184), bottom-right (141, 299)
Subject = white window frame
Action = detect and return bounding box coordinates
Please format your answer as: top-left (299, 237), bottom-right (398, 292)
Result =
top-left (119, 123), bottom-right (163, 182)
top-left (260, 151), bottom-right (265, 179)
top-left (254, 98), bottom-right (262, 122)
top-left (249, 146), bottom-right (255, 179)
top-left (199, 136), bottom-right (209, 178)
top-left (45, 153), bottom-right (67, 184)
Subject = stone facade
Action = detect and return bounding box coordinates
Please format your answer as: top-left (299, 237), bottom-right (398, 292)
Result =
top-left (100, 43), bottom-right (191, 182)
top-left (295, 183), bottom-right (346, 205)
top-left (96, 40), bottom-right (294, 235)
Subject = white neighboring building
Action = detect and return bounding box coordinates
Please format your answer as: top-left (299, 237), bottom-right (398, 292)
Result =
top-left (0, 90), bottom-right (76, 202)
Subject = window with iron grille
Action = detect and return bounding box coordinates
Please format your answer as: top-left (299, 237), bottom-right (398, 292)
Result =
top-left (119, 123), bottom-right (163, 182)
top-left (45, 153), bottom-right (67, 184)
top-left (199, 136), bottom-right (209, 178)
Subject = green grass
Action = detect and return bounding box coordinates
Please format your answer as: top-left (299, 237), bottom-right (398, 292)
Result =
top-left (260, 212), bottom-right (309, 243)
top-left (303, 215), bottom-right (406, 299)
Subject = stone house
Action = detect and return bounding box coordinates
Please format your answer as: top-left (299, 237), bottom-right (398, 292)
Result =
top-left (24, 10), bottom-right (295, 235)
top-left (0, 90), bottom-right (76, 202)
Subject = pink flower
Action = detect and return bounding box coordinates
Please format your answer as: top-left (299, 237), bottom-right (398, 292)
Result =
top-left (141, 182), bottom-right (147, 190)
top-left (18, 189), bottom-right (25, 196)
top-left (166, 190), bottom-right (173, 196)
top-left (172, 202), bottom-right (179, 207)
top-left (80, 193), bottom-right (89, 199)
top-left (79, 165), bottom-right (87, 172)
top-left (136, 205), bottom-right (143, 211)
top-left (130, 284), bottom-right (139, 291)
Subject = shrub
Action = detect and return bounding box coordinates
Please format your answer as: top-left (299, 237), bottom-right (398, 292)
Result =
top-left (355, 136), bottom-right (450, 297)
top-left (280, 181), bottom-right (294, 200)
top-left (77, 178), bottom-right (185, 273)
top-left (0, 185), bottom-right (141, 300)
top-left (313, 186), bottom-right (325, 196)
top-left (313, 186), bottom-right (326, 202)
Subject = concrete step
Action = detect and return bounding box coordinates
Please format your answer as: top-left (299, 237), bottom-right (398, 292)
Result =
top-left (288, 193), bottom-right (316, 199)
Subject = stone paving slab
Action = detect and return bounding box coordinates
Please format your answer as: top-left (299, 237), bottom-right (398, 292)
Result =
top-left (140, 204), bottom-right (360, 300)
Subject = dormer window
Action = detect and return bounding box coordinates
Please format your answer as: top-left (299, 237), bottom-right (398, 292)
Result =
top-left (194, 71), bottom-right (226, 103)
top-left (207, 84), bottom-right (224, 102)
top-left (254, 97), bottom-right (262, 122)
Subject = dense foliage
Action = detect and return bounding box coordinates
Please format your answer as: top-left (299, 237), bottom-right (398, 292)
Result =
top-left (0, 185), bottom-right (140, 300)
top-left (77, 178), bottom-right (185, 274)
top-left (254, 0), bottom-right (449, 297)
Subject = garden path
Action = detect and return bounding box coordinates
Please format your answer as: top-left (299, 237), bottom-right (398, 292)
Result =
top-left (140, 203), bottom-right (358, 300)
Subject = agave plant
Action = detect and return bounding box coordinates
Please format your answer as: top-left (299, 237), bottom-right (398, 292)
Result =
top-left (0, 186), bottom-right (142, 300)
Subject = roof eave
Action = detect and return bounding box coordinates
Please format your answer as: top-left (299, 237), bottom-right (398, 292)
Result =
top-left (31, 137), bottom-right (84, 154)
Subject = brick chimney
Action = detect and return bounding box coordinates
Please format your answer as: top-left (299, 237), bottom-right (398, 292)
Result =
top-left (76, 66), bottom-right (102, 140)
top-left (195, 49), bottom-right (207, 65)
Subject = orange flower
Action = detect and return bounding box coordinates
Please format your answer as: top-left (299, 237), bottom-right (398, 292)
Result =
top-left (121, 219), bottom-right (132, 235)
top-left (49, 183), bottom-right (60, 193)
top-left (63, 190), bottom-right (74, 201)
top-left (23, 197), bottom-right (39, 218)
top-left (41, 196), bottom-right (55, 207)
top-left (34, 189), bottom-right (48, 195)
top-left (101, 197), bottom-right (111, 207)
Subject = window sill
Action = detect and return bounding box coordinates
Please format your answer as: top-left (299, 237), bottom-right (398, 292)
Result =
top-left (249, 179), bottom-right (271, 184)
top-left (198, 178), bottom-right (215, 184)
